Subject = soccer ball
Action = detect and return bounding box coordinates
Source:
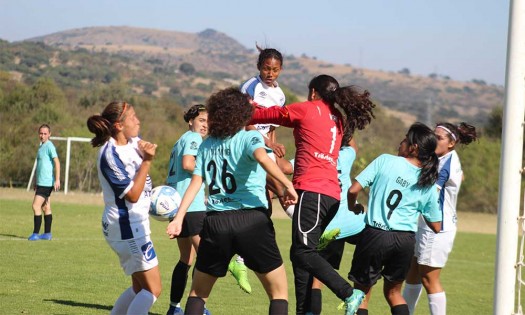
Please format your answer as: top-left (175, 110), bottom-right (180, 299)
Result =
top-left (149, 185), bottom-right (181, 221)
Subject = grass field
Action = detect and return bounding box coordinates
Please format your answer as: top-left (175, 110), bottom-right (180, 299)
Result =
top-left (0, 194), bottom-right (497, 314)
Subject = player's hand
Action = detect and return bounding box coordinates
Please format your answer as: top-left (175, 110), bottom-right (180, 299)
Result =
top-left (166, 218), bottom-right (182, 239)
top-left (138, 140), bottom-right (157, 161)
top-left (54, 179), bottom-right (60, 192)
top-left (270, 142), bottom-right (286, 158)
top-left (281, 185), bottom-right (298, 206)
top-left (350, 203), bottom-right (364, 215)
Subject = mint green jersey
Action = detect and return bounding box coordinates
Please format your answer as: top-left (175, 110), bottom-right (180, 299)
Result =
top-left (36, 140), bottom-right (58, 187)
top-left (356, 154), bottom-right (440, 232)
top-left (166, 131), bottom-right (205, 212)
top-left (194, 130), bottom-right (268, 211)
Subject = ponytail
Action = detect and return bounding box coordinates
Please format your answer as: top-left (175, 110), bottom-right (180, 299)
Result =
top-left (436, 122), bottom-right (478, 146)
top-left (407, 122), bottom-right (439, 187)
top-left (86, 101), bottom-right (128, 147)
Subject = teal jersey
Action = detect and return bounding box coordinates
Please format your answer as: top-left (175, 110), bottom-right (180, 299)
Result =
top-left (166, 131), bottom-right (205, 212)
top-left (36, 140), bottom-right (58, 187)
top-left (194, 130), bottom-right (268, 211)
top-left (326, 146), bottom-right (366, 238)
top-left (356, 154), bottom-right (441, 232)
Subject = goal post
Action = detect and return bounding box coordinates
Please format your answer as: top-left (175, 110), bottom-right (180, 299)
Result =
top-left (27, 136), bottom-right (92, 195)
top-left (494, 0), bottom-right (525, 313)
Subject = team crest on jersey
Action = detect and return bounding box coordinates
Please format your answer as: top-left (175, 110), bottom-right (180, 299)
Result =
top-left (258, 91), bottom-right (267, 99)
top-left (190, 141), bottom-right (198, 150)
top-left (251, 137), bottom-right (262, 145)
top-left (141, 241), bottom-right (157, 261)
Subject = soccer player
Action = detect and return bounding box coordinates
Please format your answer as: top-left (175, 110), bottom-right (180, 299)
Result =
top-left (87, 101), bottom-right (161, 315)
top-left (306, 137), bottom-right (366, 315)
top-left (166, 88), bottom-right (298, 315)
top-left (28, 124), bottom-right (61, 241)
top-left (403, 122), bottom-right (478, 315)
top-left (347, 122), bottom-right (443, 315)
top-left (229, 45), bottom-right (293, 294)
top-left (165, 104), bottom-right (210, 315)
top-left (249, 74), bottom-right (375, 315)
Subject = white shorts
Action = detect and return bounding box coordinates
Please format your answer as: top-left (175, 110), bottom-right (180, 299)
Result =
top-left (414, 228), bottom-right (456, 268)
top-left (106, 235), bottom-right (159, 275)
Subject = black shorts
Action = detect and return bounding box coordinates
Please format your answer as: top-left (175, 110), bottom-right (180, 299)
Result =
top-left (35, 186), bottom-right (53, 198)
top-left (195, 208), bottom-right (283, 277)
top-left (319, 230), bottom-right (363, 270)
top-left (178, 211), bottom-right (206, 238)
top-left (348, 225), bottom-right (415, 287)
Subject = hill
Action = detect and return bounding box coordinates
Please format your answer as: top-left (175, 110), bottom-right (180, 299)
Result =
top-left (22, 26), bottom-right (503, 124)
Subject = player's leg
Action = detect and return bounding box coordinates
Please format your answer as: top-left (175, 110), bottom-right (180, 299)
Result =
top-left (403, 257), bottom-right (423, 314)
top-left (167, 237), bottom-right (195, 314)
top-left (29, 188), bottom-right (48, 240)
top-left (254, 264), bottom-right (289, 315)
top-left (185, 270), bottom-right (218, 314)
top-left (129, 266), bottom-right (162, 314)
top-left (383, 280), bottom-right (409, 315)
top-left (40, 196), bottom-right (53, 239)
top-left (420, 266), bottom-right (446, 315)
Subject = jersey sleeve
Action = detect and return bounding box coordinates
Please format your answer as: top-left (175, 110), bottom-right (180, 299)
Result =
top-left (249, 105), bottom-right (294, 127)
top-left (436, 159), bottom-right (451, 190)
top-left (193, 147), bottom-right (205, 178)
top-left (244, 131), bottom-right (266, 161)
top-left (356, 154), bottom-right (385, 189)
top-left (182, 132), bottom-right (202, 156)
top-left (421, 186), bottom-right (441, 222)
top-left (100, 146), bottom-right (134, 199)
top-left (48, 142), bottom-right (58, 159)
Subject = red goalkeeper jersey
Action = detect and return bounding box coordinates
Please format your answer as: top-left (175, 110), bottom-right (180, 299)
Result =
top-left (250, 99), bottom-right (343, 200)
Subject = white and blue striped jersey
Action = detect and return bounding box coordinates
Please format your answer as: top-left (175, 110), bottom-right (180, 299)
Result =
top-left (418, 150), bottom-right (462, 232)
top-left (356, 154), bottom-right (441, 232)
top-left (240, 75), bottom-right (285, 137)
top-left (194, 130), bottom-right (269, 211)
top-left (166, 131), bottom-right (205, 213)
top-left (325, 146), bottom-right (366, 238)
top-left (98, 137), bottom-right (152, 241)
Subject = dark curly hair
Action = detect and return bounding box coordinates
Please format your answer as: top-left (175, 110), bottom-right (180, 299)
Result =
top-left (183, 104), bottom-right (206, 122)
top-left (206, 88), bottom-right (253, 139)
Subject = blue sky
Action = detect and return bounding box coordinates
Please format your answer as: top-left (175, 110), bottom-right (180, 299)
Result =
top-left (0, 0), bottom-right (509, 85)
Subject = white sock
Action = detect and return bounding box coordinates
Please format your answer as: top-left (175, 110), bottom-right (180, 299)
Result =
top-left (402, 283), bottom-right (423, 314)
top-left (126, 289), bottom-right (157, 315)
top-left (428, 291), bottom-right (446, 315)
top-left (284, 205), bottom-right (295, 218)
top-left (235, 256), bottom-right (245, 264)
top-left (111, 287), bottom-right (136, 315)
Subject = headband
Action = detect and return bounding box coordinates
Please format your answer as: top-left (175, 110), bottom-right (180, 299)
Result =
top-left (117, 102), bottom-right (128, 122)
top-left (437, 125), bottom-right (457, 141)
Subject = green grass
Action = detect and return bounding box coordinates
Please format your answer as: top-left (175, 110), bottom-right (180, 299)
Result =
top-left (0, 199), bottom-right (496, 314)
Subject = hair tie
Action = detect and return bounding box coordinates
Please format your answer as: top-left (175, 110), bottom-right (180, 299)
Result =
top-left (437, 125), bottom-right (457, 141)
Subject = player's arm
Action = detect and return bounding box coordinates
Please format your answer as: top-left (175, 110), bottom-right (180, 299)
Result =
top-left (126, 140), bottom-right (156, 203)
top-left (249, 105), bottom-right (294, 128)
top-left (53, 156), bottom-right (61, 191)
top-left (167, 174), bottom-right (203, 238)
top-left (425, 219), bottom-right (442, 233)
top-left (347, 181), bottom-right (365, 214)
top-left (253, 147), bottom-right (297, 206)
top-left (181, 155), bottom-right (196, 173)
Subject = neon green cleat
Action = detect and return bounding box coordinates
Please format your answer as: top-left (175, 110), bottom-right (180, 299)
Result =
top-left (228, 260), bottom-right (252, 294)
top-left (318, 228), bottom-right (341, 251)
top-left (342, 289), bottom-right (365, 315)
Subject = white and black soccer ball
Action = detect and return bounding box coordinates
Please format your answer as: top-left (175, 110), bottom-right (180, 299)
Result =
top-left (149, 185), bottom-right (181, 221)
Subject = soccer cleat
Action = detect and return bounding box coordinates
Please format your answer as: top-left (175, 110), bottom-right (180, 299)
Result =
top-left (28, 233), bottom-right (40, 241)
top-left (342, 289), bottom-right (365, 315)
top-left (39, 233), bottom-right (52, 241)
top-left (317, 228), bottom-right (341, 251)
top-left (166, 304), bottom-right (184, 315)
top-left (228, 260), bottom-right (252, 294)
top-left (203, 306), bottom-right (211, 315)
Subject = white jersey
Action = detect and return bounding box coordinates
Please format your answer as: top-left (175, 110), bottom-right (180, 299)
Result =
top-left (98, 137), bottom-right (153, 241)
top-left (418, 150), bottom-right (462, 232)
top-left (240, 75), bottom-right (285, 137)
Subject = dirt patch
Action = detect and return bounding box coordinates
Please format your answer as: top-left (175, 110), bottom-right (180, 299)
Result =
top-left (1, 188), bottom-right (497, 234)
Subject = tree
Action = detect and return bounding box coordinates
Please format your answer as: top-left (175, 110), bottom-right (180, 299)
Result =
top-left (179, 62), bottom-right (195, 76)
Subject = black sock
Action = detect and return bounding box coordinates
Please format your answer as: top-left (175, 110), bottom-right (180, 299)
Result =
top-left (269, 299), bottom-right (288, 315)
top-left (357, 309), bottom-right (369, 315)
top-left (170, 261), bottom-right (191, 304)
top-left (310, 288), bottom-right (322, 314)
top-left (33, 215), bottom-right (42, 234)
top-left (185, 296), bottom-right (205, 315)
top-left (391, 304), bottom-right (409, 315)
top-left (44, 214), bottom-right (52, 233)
